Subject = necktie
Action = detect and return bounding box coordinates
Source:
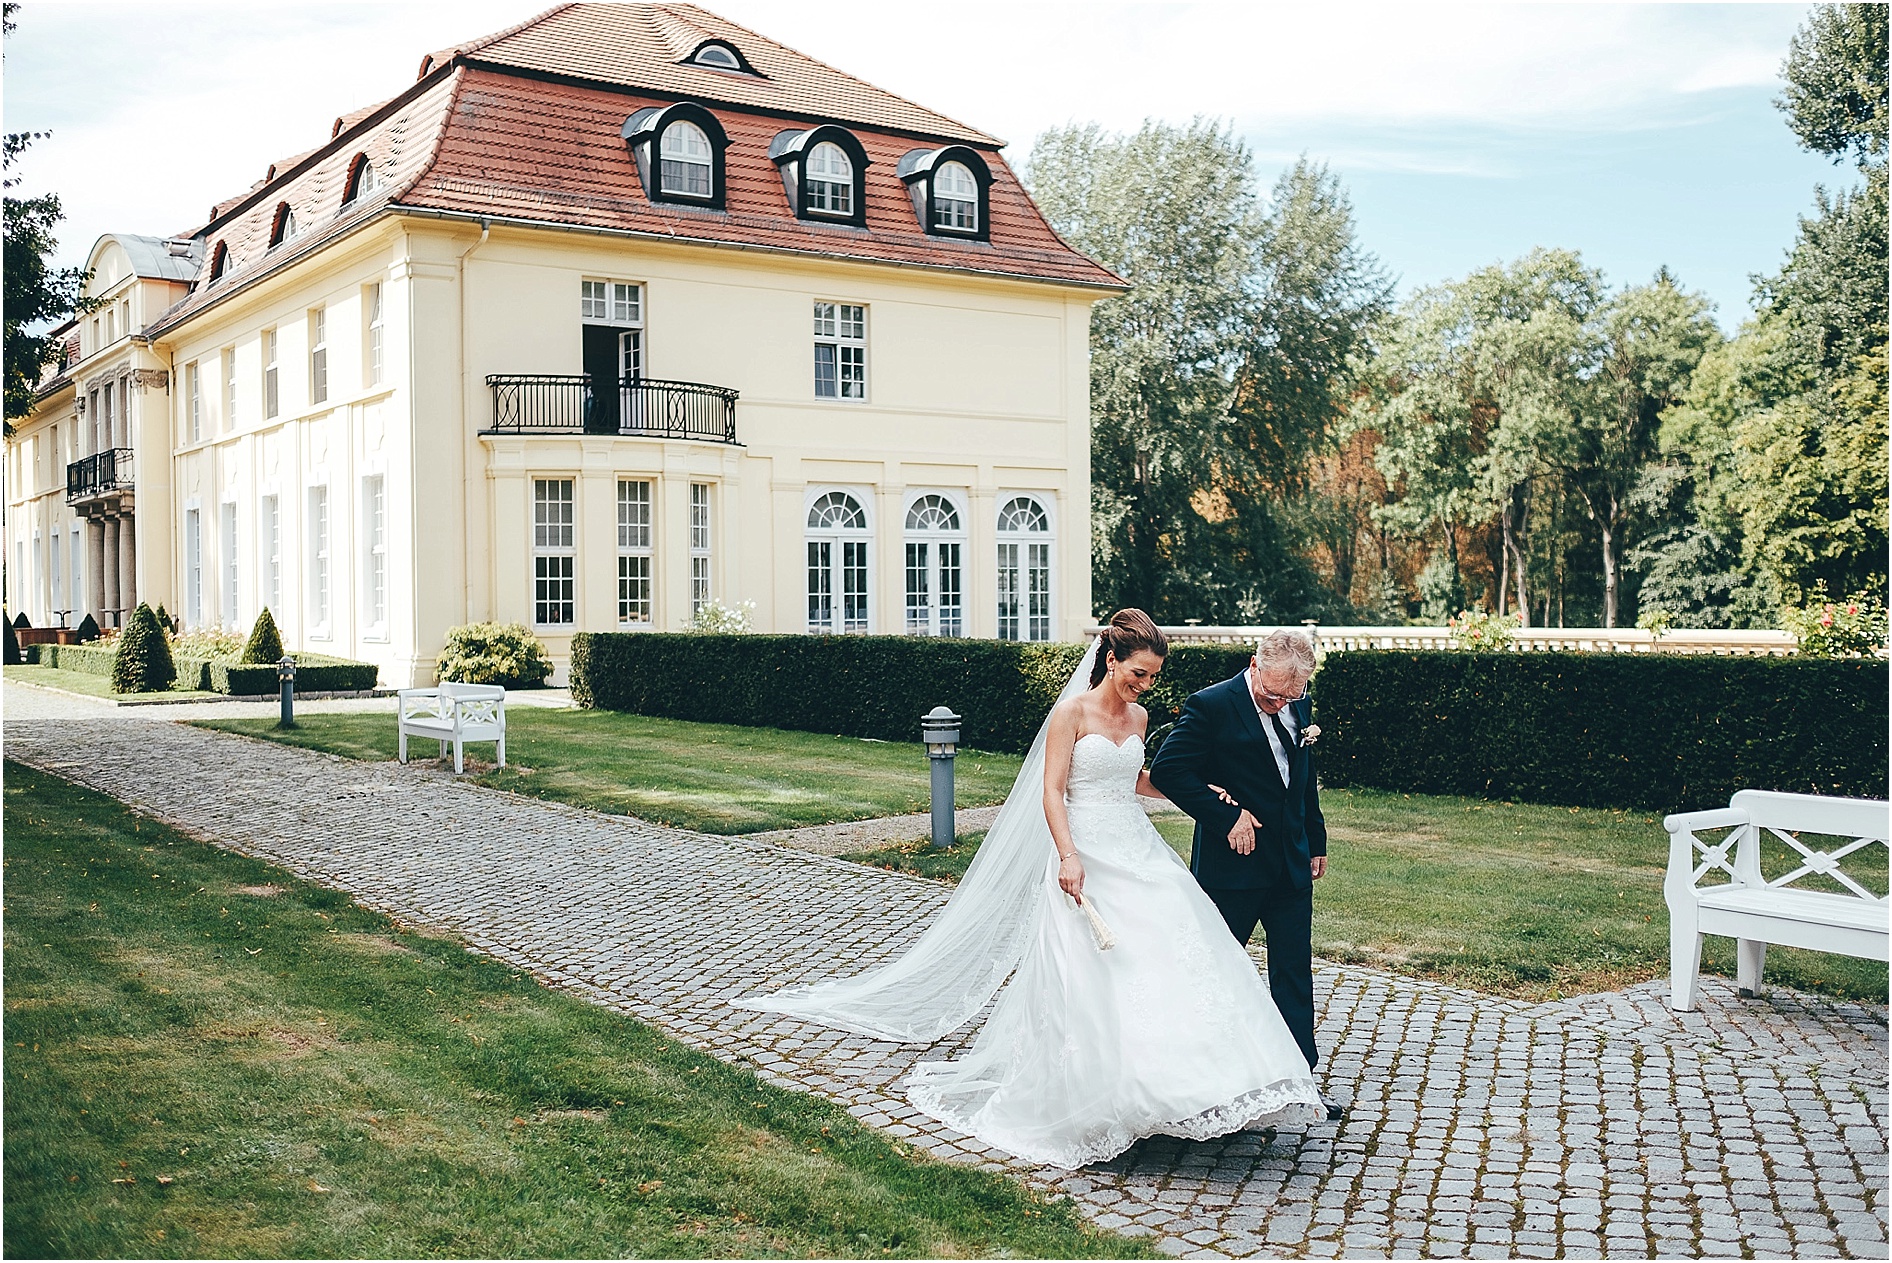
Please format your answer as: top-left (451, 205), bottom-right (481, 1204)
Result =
top-left (1269, 712), bottom-right (1295, 785)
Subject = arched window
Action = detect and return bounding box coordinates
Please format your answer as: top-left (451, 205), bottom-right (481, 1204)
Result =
top-left (660, 121), bottom-right (714, 199)
top-left (343, 154), bottom-right (382, 205)
top-left (806, 142), bottom-right (853, 216)
top-left (209, 241), bottom-right (229, 282)
top-left (904, 493), bottom-right (964, 637)
top-left (807, 490), bottom-right (870, 633)
top-left (898, 147), bottom-right (992, 240)
top-left (268, 203), bottom-right (296, 249)
top-left (690, 41), bottom-right (746, 71)
top-left (996, 495), bottom-right (1052, 642)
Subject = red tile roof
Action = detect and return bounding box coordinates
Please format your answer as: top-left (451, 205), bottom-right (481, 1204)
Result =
top-left (152, 4), bottom-right (1117, 333)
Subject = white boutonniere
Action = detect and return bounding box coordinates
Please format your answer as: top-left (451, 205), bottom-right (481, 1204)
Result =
top-left (1301, 724), bottom-right (1322, 747)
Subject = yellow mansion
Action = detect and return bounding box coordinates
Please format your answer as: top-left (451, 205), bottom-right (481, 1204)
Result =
top-left (5, 3), bottom-right (1118, 685)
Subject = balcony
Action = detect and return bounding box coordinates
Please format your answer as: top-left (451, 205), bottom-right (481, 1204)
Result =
top-left (67, 447), bottom-right (135, 504)
top-left (485, 375), bottom-right (740, 445)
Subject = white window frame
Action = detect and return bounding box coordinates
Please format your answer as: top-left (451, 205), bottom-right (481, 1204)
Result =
top-left (361, 475), bottom-right (387, 638)
top-left (996, 494), bottom-right (1054, 643)
top-left (689, 482), bottom-right (712, 617)
top-left (184, 506), bottom-right (203, 628)
top-left (533, 477), bottom-right (575, 628)
top-left (365, 282), bottom-right (385, 387)
top-left (659, 120), bottom-right (714, 198)
top-left (813, 301), bottom-right (866, 401)
top-left (262, 328), bottom-right (279, 421)
top-left (309, 307), bottom-right (328, 405)
top-left (934, 161), bottom-right (979, 232)
top-left (581, 279), bottom-right (645, 380)
top-left (261, 494), bottom-right (282, 614)
top-left (904, 491), bottom-right (967, 637)
top-left (186, 361), bottom-right (202, 443)
top-left (806, 141), bottom-right (853, 216)
top-left (221, 501), bottom-right (240, 627)
top-left (49, 528), bottom-right (63, 623)
top-left (805, 487), bottom-right (872, 634)
top-left (617, 478), bottom-right (653, 627)
top-left (306, 486), bottom-right (331, 637)
top-left (222, 347), bottom-right (237, 432)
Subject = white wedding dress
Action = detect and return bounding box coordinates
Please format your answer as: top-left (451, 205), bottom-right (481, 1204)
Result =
top-left (904, 731), bottom-right (1321, 1167)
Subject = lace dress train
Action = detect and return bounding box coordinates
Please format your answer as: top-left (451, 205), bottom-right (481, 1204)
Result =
top-left (905, 733), bottom-right (1321, 1168)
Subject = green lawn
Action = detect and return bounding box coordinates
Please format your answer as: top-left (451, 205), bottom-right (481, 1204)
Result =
top-left (852, 790), bottom-right (1888, 1004)
top-left (193, 710), bottom-right (1024, 835)
top-left (5, 664), bottom-right (219, 702)
top-left (1, 762), bottom-right (1149, 1260)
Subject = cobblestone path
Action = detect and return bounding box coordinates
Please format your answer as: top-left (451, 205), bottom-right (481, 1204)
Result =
top-left (7, 717), bottom-right (1886, 1260)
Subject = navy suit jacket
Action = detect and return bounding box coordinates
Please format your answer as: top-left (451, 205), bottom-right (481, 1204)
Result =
top-left (1148, 672), bottom-right (1327, 893)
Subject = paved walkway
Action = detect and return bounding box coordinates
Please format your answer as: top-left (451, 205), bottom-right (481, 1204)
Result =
top-left (4, 706), bottom-right (1886, 1259)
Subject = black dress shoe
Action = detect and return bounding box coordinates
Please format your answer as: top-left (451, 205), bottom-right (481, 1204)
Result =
top-left (1322, 1095), bottom-right (1346, 1121)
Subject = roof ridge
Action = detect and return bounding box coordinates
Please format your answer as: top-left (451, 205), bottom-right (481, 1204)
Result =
top-left (668, 2), bottom-right (1005, 149)
top-left (428, 2), bottom-right (577, 73)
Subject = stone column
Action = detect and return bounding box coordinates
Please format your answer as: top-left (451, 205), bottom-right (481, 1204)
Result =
top-left (86, 517), bottom-right (106, 623)
top-left (118, 513), bottom-right (137, 615)
top-left (102, 517), bottom-right (121, 624)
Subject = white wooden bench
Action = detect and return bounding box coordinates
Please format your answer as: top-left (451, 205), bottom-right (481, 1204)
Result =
top-left (1664, 789), bottom-right (1888, 1012)
top-left (397, 682), bottom-right (507, 775)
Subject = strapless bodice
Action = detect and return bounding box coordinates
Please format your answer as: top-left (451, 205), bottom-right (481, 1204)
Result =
top-left (1066, 732), bottom-right (1145, 807)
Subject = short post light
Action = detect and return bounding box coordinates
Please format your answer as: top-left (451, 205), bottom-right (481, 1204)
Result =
top-left (921, 705), bottom-right (961, 850)
top-left (277, 655), bottom-right (298, 729)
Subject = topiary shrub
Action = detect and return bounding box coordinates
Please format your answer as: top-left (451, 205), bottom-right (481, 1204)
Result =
top-left (110, 603), bottom-right (177, 694)
top-left (241, 607), bottom-right (285, 664)
top-left (153, 603), bottom-right (177, 634)
top-left (12, 611), bottom-right (29, 629)
top-left (436, 622), bottom-right (553, 688)
top-left (74, 613), bottom-right (101, 643)
top-left (2, 611), bottom-right (19, 665)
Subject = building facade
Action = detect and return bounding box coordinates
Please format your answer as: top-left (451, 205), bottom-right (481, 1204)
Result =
top-left (6, 3), bottom-right (1118, 684)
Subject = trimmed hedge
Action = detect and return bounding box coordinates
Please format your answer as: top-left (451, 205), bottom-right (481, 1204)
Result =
top-left (212, 654), bottom-right (379, 696)
top-left (571, 632), bottom-right (1255, 754)
top-left (1314, 651), bottom-right (1889, 811)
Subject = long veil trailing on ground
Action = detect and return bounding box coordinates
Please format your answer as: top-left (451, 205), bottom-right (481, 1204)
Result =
top-left (732, 638), bottom-right (1101, 1043)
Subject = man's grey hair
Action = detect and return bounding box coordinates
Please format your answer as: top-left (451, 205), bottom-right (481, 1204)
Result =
top-left (1256, 628), bottom-right (1317, 679)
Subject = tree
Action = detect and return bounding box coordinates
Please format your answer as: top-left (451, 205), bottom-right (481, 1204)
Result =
top-left (241, 607), bottom-right (284, 664)
top-left (1777, 4), bottom-right (1888, 165)
top-left (111, 603), bottom-right (176, 695)
top-left (3, 3), bottom-right (91, 431)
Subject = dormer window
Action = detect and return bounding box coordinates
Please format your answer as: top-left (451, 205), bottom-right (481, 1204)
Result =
top-left (660, 121), bottom-right (713, 198)
top-left (209, 241), bottom-right (229, 282)
top-left (898, 147), bottom-right (993, 241)
top-left (268, 202), bottom-right (296, 249)
top-left (770, 126), bottom-right (870, 227)
top-left (685, 39), bottom-right (759, 75)
top-left (622, 104), bottom-right (729, 209)
top-left (343, 154), bottom-right (382, 205)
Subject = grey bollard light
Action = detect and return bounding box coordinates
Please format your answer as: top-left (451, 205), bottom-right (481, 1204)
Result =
top-left (921, 705), bottom-right (961, 849)
top-left (277, 655), bottom-right (298, 728)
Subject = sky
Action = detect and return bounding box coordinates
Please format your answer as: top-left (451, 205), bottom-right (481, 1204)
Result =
top-left (2, 1), bottom-right (1852, 331)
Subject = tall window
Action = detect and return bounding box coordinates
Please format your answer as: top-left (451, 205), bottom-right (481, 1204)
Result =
top-left (99, 385), bottom-right (114, 452)
top-left (617, 479), bottom-right (652, 626)
top-left (533, 478), bottom-right (575, 626)
top-left (362, 475), bottom-right (387, 634)
top-left (185, 509), bottom-right (203, 627)
top-left (309, 308), bottom-right (328, 405)
top-left (806, 490), bottom-right (869, 633)
top-left (813, 302), bottom-right (865, 400)
top-left (689, 483), bottom-right (712, 617)
top-left (221, 502), bottom-right (240, 625)
top-left (365, 283), bottom-right (385, 386)
top-left (806, 141), bottom-right (853, 216)
top-left (261, 495), bottom-right (281, 612)
top-left (659, 120), bottom-right (713, 198)
top-left (223, 348), bottom-right (237, 432)
top-left (70, 525), bottom-right (82, 624)
top-left (49, 530), bottom-right (62, 621)
top-left (904, 494), bottom-right (964, 637)
top-left (307, 487), bottom-right (330, 632)
top-left (934, 160), bottom-right (979, 232)
top-left (187, 362), bottom-right (203, 443)
top-left (262, 328), bottom-right (279, 420)
top-left (997, 496), bottom-right (1052, 642)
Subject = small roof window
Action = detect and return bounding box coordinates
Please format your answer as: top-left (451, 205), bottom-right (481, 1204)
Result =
top-left (684, 39), bottom-right (759, 76)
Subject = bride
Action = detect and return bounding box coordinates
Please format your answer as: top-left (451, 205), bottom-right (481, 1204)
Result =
top-left (736, 609), bottom-right (1320, 1168)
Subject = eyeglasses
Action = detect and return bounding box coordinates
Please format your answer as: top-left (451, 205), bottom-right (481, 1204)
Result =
top-left (1258, 685), bottom-right (1308, 705)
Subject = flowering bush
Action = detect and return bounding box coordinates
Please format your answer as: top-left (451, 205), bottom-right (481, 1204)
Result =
top-left (688, 598), bottom-right (756, 634)
top-left (436, 621), bottom-right (554, 688)
top-left (1781, 585), bottom-right (1889, 659)
top-left (1444, 608), bottom-right (1520, 652)
top-left (170, 627), bottom-right (247, 661)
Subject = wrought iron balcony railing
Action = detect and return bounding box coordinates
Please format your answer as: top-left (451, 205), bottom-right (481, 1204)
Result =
top-left (67, 447), bottom-right (135, 503)
top-left (485, 375), bottom-right (739, 444)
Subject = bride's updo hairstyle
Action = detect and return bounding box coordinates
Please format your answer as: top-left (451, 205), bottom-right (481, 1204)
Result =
top-left (1091, 608), bottom-right (1169, 687)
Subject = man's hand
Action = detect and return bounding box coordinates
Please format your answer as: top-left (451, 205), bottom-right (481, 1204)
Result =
top-left (1227, 810), bottom-right (1257, 855)
top-left (1310, 855), bottom-right (1327, 880)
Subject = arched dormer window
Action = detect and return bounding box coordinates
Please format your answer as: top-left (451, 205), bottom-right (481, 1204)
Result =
top-left (343, 154), bottom-right (382, 205)
top-left (621, 104), bottom-right (729, 210)
top-left (769, 126), bottom-right (870, 227)
top-left (897, 146), bottom-right (993, 241)
top-left (209, 241), bottom-right (229, 282)
top-left (683, 39), bottom-right (759, 75)
top-left (268, 202), bottom-right (296, 249)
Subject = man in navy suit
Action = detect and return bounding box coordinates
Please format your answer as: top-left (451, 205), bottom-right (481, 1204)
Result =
top-left (1150, 628), bottom-right (1337, 1116)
